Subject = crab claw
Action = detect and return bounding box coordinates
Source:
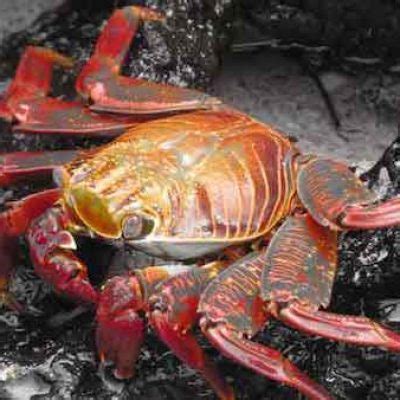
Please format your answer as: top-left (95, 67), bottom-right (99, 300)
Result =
top-left (43, 252), bottom-right (99, 305)
top-left (96, 274), bottom-right (145, 379)
top-left (27, 205), bottom-right (99, 305)
top-left (0, 189), bottom-right (61, 313)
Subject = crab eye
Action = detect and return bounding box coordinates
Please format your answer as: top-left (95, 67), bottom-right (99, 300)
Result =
top-left (122, 214), bottom-right (154, 239)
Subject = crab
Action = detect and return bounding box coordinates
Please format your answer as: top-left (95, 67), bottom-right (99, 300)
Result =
top-left (1, 5), bottom-right (400, 400)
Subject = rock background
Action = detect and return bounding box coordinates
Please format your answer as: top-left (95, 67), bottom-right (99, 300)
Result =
top-left (1, 1), bottom-right (400, 400)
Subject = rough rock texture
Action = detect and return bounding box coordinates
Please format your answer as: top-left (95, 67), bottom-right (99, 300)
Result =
top-left (0, 0), bottom-right (64, 44)
top-left (0, 0), bottom-right (232, 89)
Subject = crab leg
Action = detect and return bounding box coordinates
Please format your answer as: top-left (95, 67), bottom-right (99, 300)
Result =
top-left (0, 189), bottom-right (61, 237)
top-left (96, 247), bottom-right (248, 382)
top-left (0, 150), bottom-right (78, 185)
top-left (260, 213), bottom-right (400, 355)
top-left (205, 325), bottom-right (331, 400)
top-left (148, 261), bottom-right (234, 400)
top-left (76, 6), bottom-right (221, 114)
top-left (0, 46), bottom-right (138, 135)
top-left (198, 247), bottom-right (333, 400)
top-left (279, 303), bottom-right (400, 351)
top-left (0, 189), bottom-right (61, 310)
top-left (296, 156), bottom-right (400, 230)
top-left (96, 264), bottom-right (193, 379)
top-left (2, 46), bottom-right (73, 110)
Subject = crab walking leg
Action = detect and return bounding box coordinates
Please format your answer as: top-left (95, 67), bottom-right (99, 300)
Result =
top-left (339, 198), bottom-right (400, 229)
top-left (76, 6), bottom-right (221, 114)
top-left (0, 189), bottom-right (61, 310)
top-left (0, 150), bottom-right (78, 185)
top-left (2, 46), bottom-right (73, 107)
top-left (279, 303), bottom-right (400, 351)
top-left (12, 99), bottom-right (141, 136)
top-left (148, 261), bottom-right (235, 400)
top-left (96, 264), bottom-right (194, 378)
top-left (0, 46), bottom-right (138, 135)
top-left (260, 213), bottom-right (400, 372)
top-left (205, 325), bottom-right (332, 400)
top-left (198, 249), bottom-right (333, 400)
top-left (96, 248), bottom-right (251, 379)
top-left (26, 204), bottom-right (98, 305)
top-left (296, 156), bottom-right (400, 230)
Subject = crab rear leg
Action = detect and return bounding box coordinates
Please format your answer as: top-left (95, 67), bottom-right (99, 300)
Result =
top-left (198, 247), bottom-right (332, 400)
top-left (296, 156), bottom-right (400, 229)
top-left (0, 46), bottom-right (138, 135)
top-left (76, 6), bottom-right (221, 114)
top-left (1, 46), bottom-right (73, 114)
top-left (279, 303), bottom-right (400, 351)
top-left (259, 213), bottom-right (400, 351)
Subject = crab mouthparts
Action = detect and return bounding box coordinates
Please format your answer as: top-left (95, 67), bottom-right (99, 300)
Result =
top-left (69, 186), bottom-right (123, 239)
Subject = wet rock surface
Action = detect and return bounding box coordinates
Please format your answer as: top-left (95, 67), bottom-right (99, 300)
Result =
top-left (1, 2), bottom-right (400, 400)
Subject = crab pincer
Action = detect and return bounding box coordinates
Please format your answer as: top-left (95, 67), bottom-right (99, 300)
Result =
top-left (0, 149), bottom-right (82, 311)
top-left (26, 204), bottom-right (99, 305)
top-left (0, 189), bottom-right (61, 311)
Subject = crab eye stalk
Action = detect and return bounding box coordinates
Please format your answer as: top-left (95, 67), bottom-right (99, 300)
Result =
top-left (122, 214), bottom-right (154, 239)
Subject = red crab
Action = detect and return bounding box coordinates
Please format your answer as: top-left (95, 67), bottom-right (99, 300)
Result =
top-left (1, 6), bottom-right (400, 400)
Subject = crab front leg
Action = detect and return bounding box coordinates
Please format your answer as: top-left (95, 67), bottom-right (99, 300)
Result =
top-left (76, 6), bottom-right (221, 114)
top-left (0, 189), bottom-right (61, 311)
top-left (148, 261), bottom-right (234, 400)
top-left (0, 148), bottom-right (84, 310)
top-left (26, 204), bottom-right (98, 305)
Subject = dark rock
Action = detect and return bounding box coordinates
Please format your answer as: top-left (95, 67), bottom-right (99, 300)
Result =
top-left (233, 1), bottom-right (400, 69)
top-left (0, 0), bottom-right (233, 89)
top-left (368, 370), bottom-right (400, 400)
top-left (1, 3), bottom-right (400, 400)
